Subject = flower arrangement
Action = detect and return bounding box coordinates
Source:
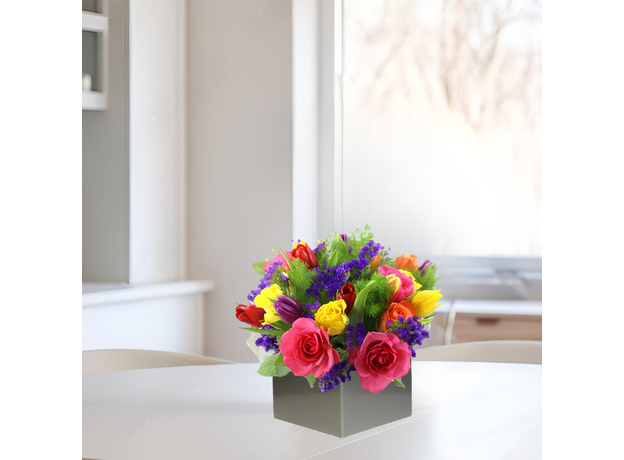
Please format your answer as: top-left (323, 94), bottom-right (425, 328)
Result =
top-left (236, 226), bottom-right (442, 394)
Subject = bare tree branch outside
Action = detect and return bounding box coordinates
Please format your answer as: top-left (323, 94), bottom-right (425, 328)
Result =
top-left (342, 0), bottom-right (541, 257)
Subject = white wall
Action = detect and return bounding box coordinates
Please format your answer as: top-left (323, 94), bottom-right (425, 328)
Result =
top-left (187, 0), bottom-right (293, 362)
top-left (129, 0), bottom-right (187, 283)
top-left (82, 295), bottom-right (204, 354)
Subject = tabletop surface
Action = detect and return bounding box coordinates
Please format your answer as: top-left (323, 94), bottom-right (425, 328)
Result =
top-left (83, 361), bottom-right (542, 460)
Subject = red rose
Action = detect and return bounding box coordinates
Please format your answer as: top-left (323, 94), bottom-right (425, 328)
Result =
top-left (337, 283), bottom-right (356, 315)
top-left (291, 242), bottom-right (319, 269)
top-left (354, 332), bottom-right (412, 393)
top-left (235, 304), bottom-right (265, 328)
top-left (280, 318), bottom-right (339, 377)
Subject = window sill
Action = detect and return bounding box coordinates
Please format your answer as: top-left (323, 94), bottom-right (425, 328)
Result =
top-left (82, 280), bottom-right (215, 308)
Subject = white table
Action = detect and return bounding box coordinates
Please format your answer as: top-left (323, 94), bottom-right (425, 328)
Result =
top-left (83, 362), bottom-right (541, 459)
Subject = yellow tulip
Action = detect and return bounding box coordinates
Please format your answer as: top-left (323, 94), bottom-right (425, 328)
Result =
top-left (315, 299), bottom-right (349, 336)
top-left (411, 290), bottom-right (443, 318)
top-left (254, 284), bottom-right (283, 325)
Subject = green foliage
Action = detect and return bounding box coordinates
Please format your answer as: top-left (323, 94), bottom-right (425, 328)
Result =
top-left (257, 353), bottom-right (291, 377)
top-left (252, 261), bottom-right (266, 275)
top-left (393, 378), bottom-right (405, 388)
top-left (269, 266), bottom-right (290, 296)
top-left (349, 225), bottom-right (374, 253)
top-left (330, 334), bottom-right (346, 351)
top-left (241, 327), bottom-right (283, 337)
top-left (319, 234), bottom-right (356, 268)
top-left (287, 258), bottom-right (316, 304)
top-left (354, 272), bottom-right (393, 320)
top-left (304, 372), bottom-right (316, 388)
top-left (410, 264), bottom-right (440, 291)
top-left (348, 280), bottom-right (376, 325)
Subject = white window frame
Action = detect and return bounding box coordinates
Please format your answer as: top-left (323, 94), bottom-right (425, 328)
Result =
top-left (291, 0), bottom-right (541, 300)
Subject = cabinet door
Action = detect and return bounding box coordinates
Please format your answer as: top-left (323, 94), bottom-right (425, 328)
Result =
top-left (451, 313), bottom-right (542, 343)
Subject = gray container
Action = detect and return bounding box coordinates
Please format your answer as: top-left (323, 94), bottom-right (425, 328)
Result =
top-left (273, 366), bottom-right (412, 437)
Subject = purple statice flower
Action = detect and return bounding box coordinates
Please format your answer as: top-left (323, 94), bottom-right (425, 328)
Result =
top-left (419, 260), bottom-right (433, 276)
top-left (306, 260), bottom-right (358, 298)
top-left (255, 325), bottom-right (279, 354)
top-left (345, 323), bottom-right (367, 349)
top-left (248, 260), bottom-right (282, 302)
top-left (274, 295), bottom-right (304, 324)
top-left (319, 360), bottom-right (354, 392)
top-left (355, 240), bottom-right (384, 272)
top-left (387, 316), bottom-right (430, 358)
top-left (280, 272), bottom-right (289, 282)
top-left (302, 300), bottom-right (321, 319)
top-left (313, 241), bottom-right (325, 254)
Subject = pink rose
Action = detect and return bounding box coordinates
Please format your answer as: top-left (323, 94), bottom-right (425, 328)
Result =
top-left (263, 251), bottom-right (294, 272)
top-left (377, 265), bottom-right (415, 302)
top-left (354, 332), bottom-right (412, 393)
top-left (280, 318), bottom-right (339, 378)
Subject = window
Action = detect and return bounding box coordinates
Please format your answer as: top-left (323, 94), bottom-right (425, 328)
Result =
top-left (340, 0), bottom-right (541, 299)
top-left (292, 0), bottom-right (541, 300)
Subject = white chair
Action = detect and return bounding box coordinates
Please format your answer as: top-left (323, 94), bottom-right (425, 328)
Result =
top-left (82, 349), bottom-right (236, 374)
top-left (414, 340), bottom-right (542, 364)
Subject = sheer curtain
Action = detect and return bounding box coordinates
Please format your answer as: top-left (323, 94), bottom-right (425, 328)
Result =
top-left (341, 0), bottom-right (541, 263)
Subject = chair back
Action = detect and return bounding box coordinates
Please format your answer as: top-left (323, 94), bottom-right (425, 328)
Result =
top-left (83, 349), bottom-right (235, 374)
top-left (414, 340), bottom-right (542, 364)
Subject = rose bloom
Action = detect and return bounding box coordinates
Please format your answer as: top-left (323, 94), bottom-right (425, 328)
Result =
top-left (395, 254), bottom-right (419, 271)
top-left (315, 299), bottom-right (349, 336)
top-left (235, 304), bottom-right (265, 328)
top-left (377, 265), bottom-right (415, 302)
top-left (253, 284), bottom-right (283, 325)
top-left (377, 300), bottom-right (415, 332)
top-left (354, 332), bottom-right (412, 393)
top-left (280, 318), bottom-right (339, 377)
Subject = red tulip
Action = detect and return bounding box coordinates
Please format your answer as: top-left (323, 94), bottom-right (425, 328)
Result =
top-left (291, 242), bottom-right (319, 269)
top-left (337, 283), bottom-right (356, 315)
top-left (235, 304), bottom-right (265, 328)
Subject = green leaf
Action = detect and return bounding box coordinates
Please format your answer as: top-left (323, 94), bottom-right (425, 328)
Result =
top-left (327, 249), bottom-right (339, 266)
top-left (271, 320), bottom-right (292, 332)
top-left (278, 246), bottom-right (292, 271)
top-left (304, 372), bottom-right (316, 388)
top-left (257, 354), bottom-right (284, 377)
top-left (417, 317), bottom-right (433, 325)
top-left (252, 261), bottom-right (266, 275)
top-left (240, 327), bottom-right (282, 336)
top-left (273, 353), bottom-right (291, 376)
top-left (275, 365), bottom-right (292, 377)
top-left (393, 378), bottom-right (405, 388)
top-left (348, 280), bottom-right (376, 325)
top-left (335, 347), bottom-right (348, 361)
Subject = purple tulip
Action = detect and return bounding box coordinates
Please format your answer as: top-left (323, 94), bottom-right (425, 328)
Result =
top-left (274, 295), bottom-right (304, 324)
top-left (419, 260), bottom-right (433, 276)
top-left (340, 234), bottom-right (348, 243)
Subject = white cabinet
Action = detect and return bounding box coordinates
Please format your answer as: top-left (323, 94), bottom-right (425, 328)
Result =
top-left (82, 3), bottom-right (108, 110)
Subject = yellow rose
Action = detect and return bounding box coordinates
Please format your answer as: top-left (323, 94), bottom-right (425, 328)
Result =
top-left (315, 299), bottom-right (349, 336)
top-left (411, 290), bottom-right (443, 318)
top-left (253, 284), bottom-right (283, 325)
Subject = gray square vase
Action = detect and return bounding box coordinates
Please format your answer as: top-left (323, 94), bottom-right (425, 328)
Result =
top-left (273, 365), bottom-right (412, 437)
